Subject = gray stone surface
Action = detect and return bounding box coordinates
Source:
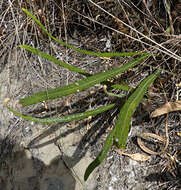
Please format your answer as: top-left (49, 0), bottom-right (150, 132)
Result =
top-left (0, 50), bottom-right (97, 190)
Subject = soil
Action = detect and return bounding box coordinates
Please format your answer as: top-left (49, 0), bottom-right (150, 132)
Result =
top-left (0, 0), bottom-right (181, 190)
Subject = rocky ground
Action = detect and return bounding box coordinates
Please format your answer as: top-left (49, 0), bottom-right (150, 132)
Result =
top-left (0, 0), bottom-right (181, 190)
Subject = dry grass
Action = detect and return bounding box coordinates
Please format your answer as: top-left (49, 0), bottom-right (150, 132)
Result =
top-left (0, 0), bottom-right (181, 189)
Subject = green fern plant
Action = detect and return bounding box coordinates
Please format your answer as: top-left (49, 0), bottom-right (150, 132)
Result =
top-left (7, 8), bottom-right (160, 181)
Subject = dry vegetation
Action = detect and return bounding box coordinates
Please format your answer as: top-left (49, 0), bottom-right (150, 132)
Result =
top-left (0, 0), bottom-right (181, 189)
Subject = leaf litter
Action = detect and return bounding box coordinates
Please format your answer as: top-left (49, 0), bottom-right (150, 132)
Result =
top-left (114, 149), bottom-right (151, 162)
top-left (150, 100), bottom-right (181, 118)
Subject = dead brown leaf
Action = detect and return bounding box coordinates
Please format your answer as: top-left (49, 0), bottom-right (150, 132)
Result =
top-left (137, 133), bottom-right (167, 155)
top-left (114, 149), bottom-right (150, 162)
top-left (150, 100), bottom-right (181, 118)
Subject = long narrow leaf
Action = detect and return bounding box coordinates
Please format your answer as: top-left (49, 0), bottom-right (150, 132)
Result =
top-left (19, 45), bottom-right (91, 77)
top-left (111, 83), bottom-right (133, 91)
top-left (84, 127), bottom-right (115, 181)
top-left (103, 85), bottom-right (126, 98)
top-left (22, 8), bottom-right (146, 58)
top-left (19, 55), bottom-right (149, 106)
top-left (19, 45), bottom-right (132, 89)
top-left (113, 70), bottom-right (160, 148)
top-left (7, 104), bottom-right (115, 124)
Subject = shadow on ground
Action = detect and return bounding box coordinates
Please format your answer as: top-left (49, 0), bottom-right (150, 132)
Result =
top-left (0, 136), bottom-right (76, 190)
